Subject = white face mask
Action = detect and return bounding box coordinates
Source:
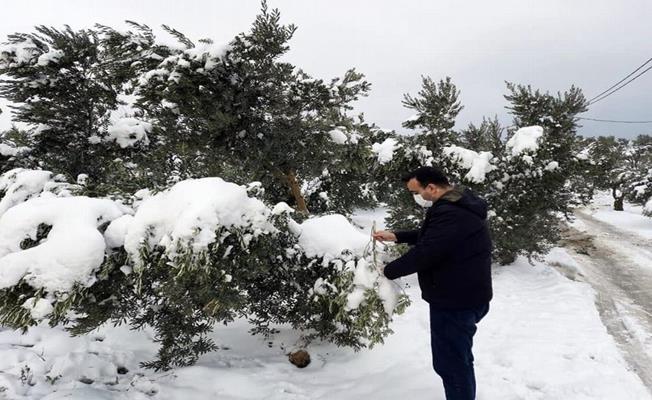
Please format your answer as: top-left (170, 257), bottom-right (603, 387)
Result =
top-left (413, 193), bottom-right (433, 208)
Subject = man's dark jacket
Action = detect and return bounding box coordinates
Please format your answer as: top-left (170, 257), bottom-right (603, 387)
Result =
top-left (383, 186), bottom-right (493, 309)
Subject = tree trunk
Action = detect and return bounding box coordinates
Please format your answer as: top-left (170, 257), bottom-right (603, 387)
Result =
top-left (614, 197), bottom-right (624, 211)
top-left (286, 169), bottom-right (309, 215)
top-left (612, 187), bottom-right (624, 211)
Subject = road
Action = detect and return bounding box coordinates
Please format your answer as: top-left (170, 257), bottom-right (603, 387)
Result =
top-left (556, 209), bottom-right (652, 393)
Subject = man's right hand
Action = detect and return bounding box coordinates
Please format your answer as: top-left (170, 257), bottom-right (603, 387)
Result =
top-left (372, 230), bottom-right (397, 242)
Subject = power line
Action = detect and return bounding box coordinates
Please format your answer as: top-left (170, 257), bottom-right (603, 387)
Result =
top-left (587, 57), bottom-right (652, 104)
top-left (588, 63), bottom-right (652, 105)
top-left (578, 117), bottom-right (652, 124)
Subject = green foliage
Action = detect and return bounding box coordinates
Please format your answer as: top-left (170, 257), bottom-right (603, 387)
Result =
top-left (0, 1), bottom-right (378, 213)
top-left (459, 116), bottom-right (505, 155)
top-left (620, 135), bottom-right (652, 209)
top-left (0, 25), bottom-right (142, 189)
top-left (0, 127), bottom-right (33, 174)
top-left (0, 2), bottom-right (408, 373)
top-left (122, 3), bottom-right (376, 213)
top-left (379, 80), bottom-right (591, 265)
top-left (402, 76), bottom-right (462, 147)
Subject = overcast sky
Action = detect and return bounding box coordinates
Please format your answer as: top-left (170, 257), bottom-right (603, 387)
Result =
top-left (1, 0), bottom-right (651, 138)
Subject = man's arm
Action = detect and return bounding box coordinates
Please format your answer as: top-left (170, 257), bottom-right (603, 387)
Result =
top-left (383, 209), bottom-right (461, 279)
top-left (394, 230), bottom-right (419, 245)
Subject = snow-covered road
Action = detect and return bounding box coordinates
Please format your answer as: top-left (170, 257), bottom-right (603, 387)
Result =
top-left (557, 208), bottom-right (652, 394)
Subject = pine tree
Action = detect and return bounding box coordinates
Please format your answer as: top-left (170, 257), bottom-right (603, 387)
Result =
top-left (0, 3), bottom-right (407, 371)
top-left (128, 2), bottom-right (376, 215)
top-left (402, 76), bottom-right (463, 148)
top-left (623, 135), bottom-right (652, 210)
top-left (379, 76), bottom-right (464, 235)
top-left (585, 136), bottom-right (629, 210)
top-left (486, 82), bottom-right (589, 263)
top-left (0, 25), bottom-right (146, 195)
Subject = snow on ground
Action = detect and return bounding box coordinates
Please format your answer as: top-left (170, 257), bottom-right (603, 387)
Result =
top-left (583, 190), bottom-right (652, 239)
top-left (0, 207), bottom-right (648, 399)
top-left (562, 195), bottom-right (652, 388)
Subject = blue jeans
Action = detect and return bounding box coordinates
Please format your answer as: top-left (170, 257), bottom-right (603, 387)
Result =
top-left (429, 302), bottom-right (490, 400)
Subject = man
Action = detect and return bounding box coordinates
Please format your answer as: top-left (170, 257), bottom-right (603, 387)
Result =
top-left (373, 166), bottom-right (492, 400)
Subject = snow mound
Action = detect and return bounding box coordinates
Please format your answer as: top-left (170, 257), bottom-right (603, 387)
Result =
top-left (0, 168), bottom-right (77, 218)
top-left (0, 141), bottom-right (29, 157)
top-left (0, 169), bottom-right (54, 216)
top-left (328, 128), bottom-right (348, 144)
top-left (36, 49), bottom-right (64, 66)
top-left (295, 214), bottom-right (369, 258)
top-left (0, 197), bottom-right (129, 293)
top-left (106, 116), bottom-right (152, 148)
top-left (120, 178), bottom-right (277, 265)
top-left (104, 94), bottom-right (152, 148)
top-left (545, 161), bottom-right (559, 171)
top-left (507, 125), bottom-right (544, 156)
top-left (295, 214), bottom-right (400, 315)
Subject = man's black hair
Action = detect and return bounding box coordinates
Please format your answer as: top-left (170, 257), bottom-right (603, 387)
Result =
top-left (401, 166), bottom-right (450, 187)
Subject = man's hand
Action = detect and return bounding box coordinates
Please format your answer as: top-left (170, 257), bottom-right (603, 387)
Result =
top-left (372, 230), bottom-right (397, 242)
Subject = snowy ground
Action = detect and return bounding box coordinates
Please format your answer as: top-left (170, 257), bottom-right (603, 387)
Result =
top-left (585, 191), bottom-right (652, 240)
top-left (0, 205), bottom-right (650, 399)
top-left (557, 191), bottom-right (652, 391)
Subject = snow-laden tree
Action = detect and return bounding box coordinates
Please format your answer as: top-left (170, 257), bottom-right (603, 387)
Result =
top-left (372, 81), bottom-right (590, 264)
top-left (0, 2), bottom-right (377, 215)
top-left (632, 166), bottom-right (652, 217)
top-left (585, 136), bottom-right (632, 210)
top-left (0, 25), bottom-right (149, 195)
top-left (0, 170), bottom-right (408, 371)
top-left (115, 2), bottom-right (377, 215)
top-left (623, 134), bottom-right (652, 213)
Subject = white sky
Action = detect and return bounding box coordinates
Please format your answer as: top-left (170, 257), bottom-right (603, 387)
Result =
top-left (1, 0), bottom-right (651, 138)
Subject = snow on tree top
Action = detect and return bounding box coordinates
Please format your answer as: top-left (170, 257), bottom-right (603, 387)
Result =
top-left (183, 42), bottom-right (230, 70)
top-left (0, 196), bottom-right (129, 293)
top-left (506, 125), bottom-right (544, 156)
